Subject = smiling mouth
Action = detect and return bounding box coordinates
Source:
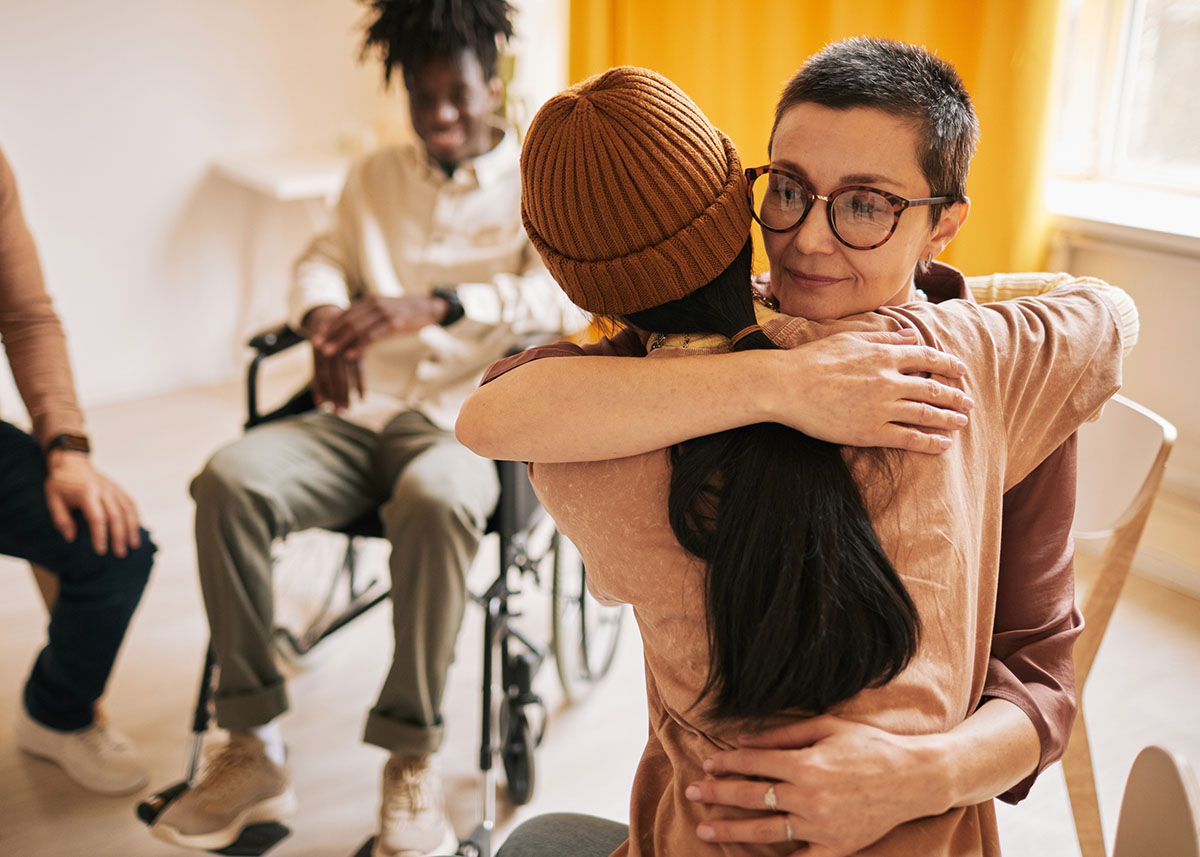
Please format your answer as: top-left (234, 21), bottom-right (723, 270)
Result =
top-left (429, 128), bottom-right (466, 149)
top-left (786, 268), bottom-right (844, 289)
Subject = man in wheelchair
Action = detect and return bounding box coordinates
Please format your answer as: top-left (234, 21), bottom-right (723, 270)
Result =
top-left (152, 2), bottom-right (583, 855)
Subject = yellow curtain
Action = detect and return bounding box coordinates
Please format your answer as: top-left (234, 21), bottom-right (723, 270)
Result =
top-left (569, 0), bottom-right (1062, 275)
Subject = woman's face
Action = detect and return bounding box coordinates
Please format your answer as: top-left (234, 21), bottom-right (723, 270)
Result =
top-left (762, 103), bottom-right (966, 320)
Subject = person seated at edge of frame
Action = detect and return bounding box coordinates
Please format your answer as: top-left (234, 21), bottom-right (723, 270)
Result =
top-left (2, 143), bottom-right (156, 796)
top-left (460, 56), bottom-right (1136, 857)
top-left (152, 2), bottom-right (584, 855)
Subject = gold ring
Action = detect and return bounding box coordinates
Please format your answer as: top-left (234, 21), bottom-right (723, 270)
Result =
top-left (764, 784), bottom-right (778, 810)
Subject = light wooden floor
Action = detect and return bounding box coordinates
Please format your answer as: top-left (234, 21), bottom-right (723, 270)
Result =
top-left (2, 380), bottom-right (1198, 857)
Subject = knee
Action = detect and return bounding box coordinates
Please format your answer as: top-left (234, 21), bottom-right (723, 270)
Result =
top-left (191, 444), bottom-right (259, 510)
top-left (381, 476), bottom-right (482, 538)
top-left (56, 526), bottom-right (155, 598)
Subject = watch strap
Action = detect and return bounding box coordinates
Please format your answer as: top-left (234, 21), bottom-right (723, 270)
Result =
top-left (432, 286), bottom-right (465, 327)
top-left (45, 433), bottom-right (91, 455)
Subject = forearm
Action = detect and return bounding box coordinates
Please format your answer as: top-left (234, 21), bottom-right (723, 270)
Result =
top-left (1, 152), bottom-right (85, 442)
top-left (927, 698), bottom-right (1040, 811)
top-left (456, 351), bottom-right (782, 462)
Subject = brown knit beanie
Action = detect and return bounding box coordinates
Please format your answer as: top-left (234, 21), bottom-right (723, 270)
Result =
top-left (521, 66), bottom-right (751, 316)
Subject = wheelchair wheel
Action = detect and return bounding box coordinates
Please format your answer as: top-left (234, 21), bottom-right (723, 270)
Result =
top-left (550, 531), bottom-right (625, 702)
top-left (270, 528), bottom-right (387, 668)
top-left (500, 701), bottom-right (537, 806)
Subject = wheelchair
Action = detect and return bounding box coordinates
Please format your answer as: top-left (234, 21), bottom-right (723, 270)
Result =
top-left (138, 324), bottom-right (625, 857)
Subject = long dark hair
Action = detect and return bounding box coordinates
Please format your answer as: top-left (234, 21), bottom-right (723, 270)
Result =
top-left (623, 238), bottom-right (920, 722)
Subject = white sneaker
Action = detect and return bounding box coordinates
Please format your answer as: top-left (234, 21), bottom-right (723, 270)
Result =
top-left (372, 755), bottom-right (458, 857)
top-left (152, 732), bottom-right (296, 851)
top-left (15, 705), bottom-right (148, 795)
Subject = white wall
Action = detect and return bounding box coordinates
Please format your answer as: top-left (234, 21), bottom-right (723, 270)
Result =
top-left (0, 0), bottom-right (567, 419)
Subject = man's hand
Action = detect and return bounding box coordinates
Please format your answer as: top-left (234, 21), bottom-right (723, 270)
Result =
top-left (303, 305), bottom-right (363, 410)
top-left (45, 451), bottom-right (143, 558)
top-left (769, 329), bottom-right (974, 454)
top-left (686, 716), bottom-right (950, 857)
top-left (316, 295), bottom-right (448, 361)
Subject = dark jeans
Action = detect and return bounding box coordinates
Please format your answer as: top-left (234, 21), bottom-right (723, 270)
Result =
top-left (0, 420), bottom-right (154, 731)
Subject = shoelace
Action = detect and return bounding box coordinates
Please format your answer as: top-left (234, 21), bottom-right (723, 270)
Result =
top-left (81, 722), bottom-right (131, 756)
top-left (382, 763), bottom-right (430, 816)
top-left (195, 744), bottom-right (262, 801)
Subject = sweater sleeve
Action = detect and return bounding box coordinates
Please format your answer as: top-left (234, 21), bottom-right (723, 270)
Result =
top-left (478, 326), bottom-right (649, 385)
top-left (976, 283), bottom-right (1133, 488)
top-left (0, 145), bottom-right (85, 443)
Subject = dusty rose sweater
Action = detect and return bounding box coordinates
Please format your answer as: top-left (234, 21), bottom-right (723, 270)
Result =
top-left (528, 285), bottom-right (1129, 856)
top-left (0, 145), bottom-right (84, 443)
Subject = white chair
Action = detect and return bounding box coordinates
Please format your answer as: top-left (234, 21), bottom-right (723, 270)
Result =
top-left (1112, 746), bottom-right (1200, 857)
top-left (1064, 394), bottom-right (1177, 857)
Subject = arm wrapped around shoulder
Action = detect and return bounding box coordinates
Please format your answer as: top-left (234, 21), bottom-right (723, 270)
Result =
top-left (966, 272), bottom-right (1138, 357)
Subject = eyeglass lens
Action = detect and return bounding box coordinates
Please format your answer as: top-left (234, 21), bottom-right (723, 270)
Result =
top-left (751, 172), bottom-right (896, 248)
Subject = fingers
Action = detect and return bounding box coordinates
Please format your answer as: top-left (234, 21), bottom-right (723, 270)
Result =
top-left (311, 347), bottom-right (332, 406)
top-left (322, 301), bottom-right (380, 356)
top-left (312, 348), bottom-right (351, 410)
top-left (342, 319), bottom-right (392, 361)
top-left (80, 491), bottom-right (109, 556)
top-left (687, 777), bottom-right (793, 814)
top-left (876, 425), bottom-right (954, 455)
top-left (846, 331), bottom-right (968, 380)
top-left (347, 357), bottom-right (364, 400)
top-left (45, 489), bottom-right (76, 544)
top-left (102, 491), bottom-right (128, 558)
top-left (736, 715), bottom-right (841, 749)
top-left (894, 398), bottom-right (970, 433)
top-left (702, 746), bottom-right (804, 783)
top-left (897, 343), bottom-right (968, 379)
top-left (906, 372), bottom-right (974, 413)
top-left (852, 328), bottom-right (919, 344)
top-left (696, 812), bottom-right (796, 846)
top-left (325, 357), bottom-right (349, 410)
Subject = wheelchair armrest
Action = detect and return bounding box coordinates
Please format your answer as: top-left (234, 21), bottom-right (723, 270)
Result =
top-left (245, 323), bottom-right (313, 430)
top-left (248, 323), bottom-right (305, 356)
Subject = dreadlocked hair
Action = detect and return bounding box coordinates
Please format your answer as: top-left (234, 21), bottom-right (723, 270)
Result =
top-left (622, 238), bottom-right (921, 725)
top-left (359, 0), bottom-right (515, 86)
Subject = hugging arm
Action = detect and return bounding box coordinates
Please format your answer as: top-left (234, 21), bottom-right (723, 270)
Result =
top-left (457, 327), bottom-right (974, 463)
top-left (690, 700), bottom-right (1038, 856)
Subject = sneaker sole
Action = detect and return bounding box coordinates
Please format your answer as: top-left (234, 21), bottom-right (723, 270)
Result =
top-left (16, 727), bottom-right (148, 795)
top-left (151, 787), bottom-right (298, 851)
top-left (371, 823), bottom-right (459, 857)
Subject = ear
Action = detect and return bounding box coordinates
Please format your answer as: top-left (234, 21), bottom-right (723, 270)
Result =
top-left (925, 197), bottom-right (970, 259)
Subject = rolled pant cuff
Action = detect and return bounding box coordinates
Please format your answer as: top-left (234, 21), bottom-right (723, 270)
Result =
top-left (214, 682), bottom-right (289, 731)
top-left (363, 710), bottom-right (443, 757)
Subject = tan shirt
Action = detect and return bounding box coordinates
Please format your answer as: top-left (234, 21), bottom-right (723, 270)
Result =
top-left (290, 131), bottom-right (586, 431)
top-left (0, 144), bottom-right (84, 443)
top-left (529, 284), bottom-right (1131, 857)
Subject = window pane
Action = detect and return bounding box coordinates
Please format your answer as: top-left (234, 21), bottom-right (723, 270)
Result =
top-left (1115, 0), bottom-right (1200, 189)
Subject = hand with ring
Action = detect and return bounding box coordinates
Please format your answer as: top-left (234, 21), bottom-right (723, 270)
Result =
top-left (687, 714), bottom-right (950, 856)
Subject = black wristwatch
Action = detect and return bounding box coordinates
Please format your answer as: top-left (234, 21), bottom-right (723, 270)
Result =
top-left (45, 433), bottom-right (91, 456)
top-left (432, 286), bottom-right (465, 327)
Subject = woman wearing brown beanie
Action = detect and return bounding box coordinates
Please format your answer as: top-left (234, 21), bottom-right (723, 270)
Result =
top-left (475, 54), bottom-right (1134, 857)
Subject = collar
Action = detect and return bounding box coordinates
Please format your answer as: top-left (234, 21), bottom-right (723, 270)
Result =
top-left (916, 261), bottom-right (971, 304)
top-left (417, 126), bottom-right (517, 189)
